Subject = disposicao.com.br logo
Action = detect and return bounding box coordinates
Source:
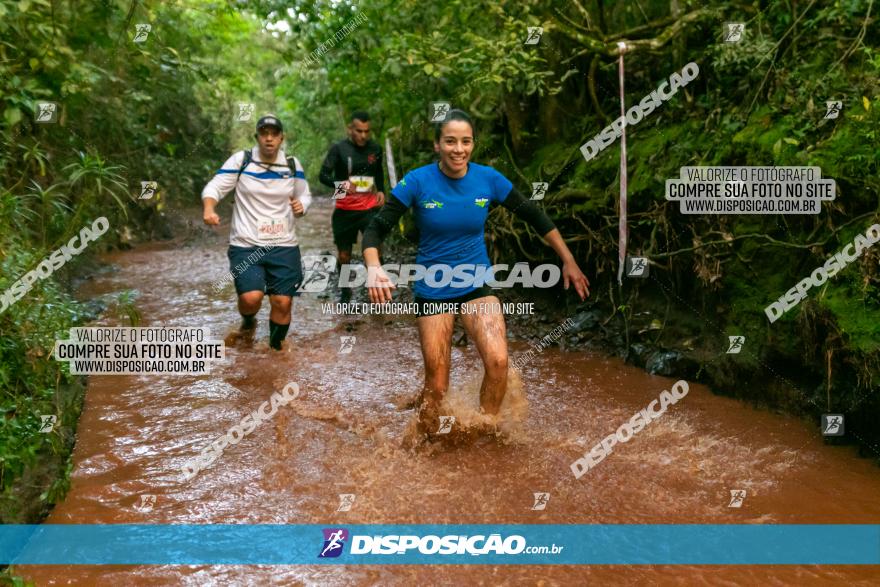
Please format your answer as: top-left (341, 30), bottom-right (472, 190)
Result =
top-left (319, 528), bottom-right (349, 558)
top-left (318, 529), bottom-right (563, 558)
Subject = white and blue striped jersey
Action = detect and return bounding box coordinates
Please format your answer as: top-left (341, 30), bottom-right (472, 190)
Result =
top-left (201, 147), bottom-right (312, 247)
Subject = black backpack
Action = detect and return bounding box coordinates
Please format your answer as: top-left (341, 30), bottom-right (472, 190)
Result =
top-left (235, 150), bottom-right (299, 184)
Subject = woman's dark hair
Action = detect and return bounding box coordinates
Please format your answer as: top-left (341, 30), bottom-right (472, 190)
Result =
top-left (434, 108), bottom-right (474, 141)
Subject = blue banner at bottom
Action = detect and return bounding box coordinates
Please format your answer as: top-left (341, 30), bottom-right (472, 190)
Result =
top-left (2, 525), bottom-right (879, 565)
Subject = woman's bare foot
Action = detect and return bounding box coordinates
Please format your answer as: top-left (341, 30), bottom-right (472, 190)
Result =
top-left (416, 399), bottom-right (441, 437)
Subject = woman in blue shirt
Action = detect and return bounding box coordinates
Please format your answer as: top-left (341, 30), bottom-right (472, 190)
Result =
top-left (362, 110), bottom-right (590, 439)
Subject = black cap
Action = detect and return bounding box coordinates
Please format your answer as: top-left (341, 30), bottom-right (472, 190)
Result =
top-left (256, 115), bottom-right (283, 132)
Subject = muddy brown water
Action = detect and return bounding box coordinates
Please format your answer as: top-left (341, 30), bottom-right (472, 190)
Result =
top-left (17, 200), bottom-right (880, 585)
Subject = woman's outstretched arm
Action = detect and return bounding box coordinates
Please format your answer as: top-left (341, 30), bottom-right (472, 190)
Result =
top-left (500, 188), bottom-right (590, 300)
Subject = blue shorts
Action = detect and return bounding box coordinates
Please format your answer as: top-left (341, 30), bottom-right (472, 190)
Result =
top-left (227, 245), bottom-right (303, 297)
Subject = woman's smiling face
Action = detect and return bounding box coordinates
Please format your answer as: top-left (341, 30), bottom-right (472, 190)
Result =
top-left (434, 120), bottom-right (473, 177)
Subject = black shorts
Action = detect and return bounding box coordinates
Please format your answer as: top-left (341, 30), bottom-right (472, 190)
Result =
top-left (332, 207), bottom-right (380, 250)
top-left (413, 286), bottom-right (497, 317)
top-left (227, 245), bottom-right (303, 297)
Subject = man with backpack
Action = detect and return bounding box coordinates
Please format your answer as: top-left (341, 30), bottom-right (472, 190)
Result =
top-left (202, 114), bottom-right (312, 350)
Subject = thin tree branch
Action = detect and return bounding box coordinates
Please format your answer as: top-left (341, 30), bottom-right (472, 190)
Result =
top-left (746, 0), bottom-right (818, 117)
top-left (650, 212), bottom-right (877, 259)
top-left (568, 0), bottom-right (594, 30)
top-left (587, 54), bottom-right (608, 124)
top-left (117, 0), bottom-right (139, 45)
top-left (830, 0), bottom-right (874, 72)
top-left (555, 7), bottom-right (716, 58)
top-left (553, 5), bottom-right (591, 35)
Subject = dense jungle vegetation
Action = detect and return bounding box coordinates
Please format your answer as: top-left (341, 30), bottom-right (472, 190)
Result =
top-left (1, 0), bottom-right (878, 526)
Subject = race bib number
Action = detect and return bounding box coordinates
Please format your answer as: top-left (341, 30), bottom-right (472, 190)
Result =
top-left (349, 175), bottom-right (375, 193)
top-left (256, 216), bottom-right (288, 240)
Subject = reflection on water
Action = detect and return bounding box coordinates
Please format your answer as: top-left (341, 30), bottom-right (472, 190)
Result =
top-left (19, 201), bottom-right (880, 585)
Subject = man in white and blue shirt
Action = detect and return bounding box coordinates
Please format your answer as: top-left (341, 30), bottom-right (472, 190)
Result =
top-left (201, 114), bottom-right (312, 350)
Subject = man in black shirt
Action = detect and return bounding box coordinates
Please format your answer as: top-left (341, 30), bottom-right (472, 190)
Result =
top-left (319, 111), bottom-right (385, 302)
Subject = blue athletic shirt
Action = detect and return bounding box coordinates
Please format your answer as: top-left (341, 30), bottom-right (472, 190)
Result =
top-left (390, 162), bottom-right (513, 299)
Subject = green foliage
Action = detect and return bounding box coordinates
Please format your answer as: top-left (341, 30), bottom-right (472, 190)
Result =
top-left (0, 0), bottom-right (275, 521)
top-left (112, 290), bottom-right (142, 327)
top-left (250, 0), bottom-right (879, 410)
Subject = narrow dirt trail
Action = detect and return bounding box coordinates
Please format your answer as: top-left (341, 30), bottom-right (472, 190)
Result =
top-left (18, 200), bottom-right (880, 585)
